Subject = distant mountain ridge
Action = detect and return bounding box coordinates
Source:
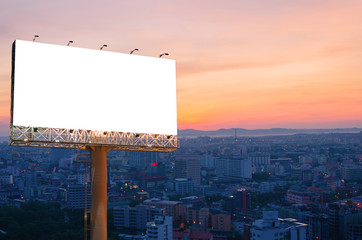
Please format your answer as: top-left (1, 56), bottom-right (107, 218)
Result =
top-left (178, 128), bottom-right (362, 138)
top-left (1, 128), bottom-right (361, 140)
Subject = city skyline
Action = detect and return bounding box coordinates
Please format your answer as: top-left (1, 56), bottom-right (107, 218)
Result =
top-left (1, 0), bottom-right (362, 136)
top-left (0, 131), bottom-right (361, 239)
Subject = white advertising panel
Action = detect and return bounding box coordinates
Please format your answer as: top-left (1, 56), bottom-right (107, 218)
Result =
top-left (11, 40), bottom-right (177, 135)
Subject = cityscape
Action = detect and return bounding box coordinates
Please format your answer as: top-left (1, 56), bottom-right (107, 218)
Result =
top-left (1, 1), bottom-right (362, 240)
top-left (0, 130), bottom-right (361, 239)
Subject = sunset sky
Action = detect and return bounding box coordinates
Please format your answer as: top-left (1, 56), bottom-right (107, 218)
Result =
top-left (0, 0), bottom-right (361, 135)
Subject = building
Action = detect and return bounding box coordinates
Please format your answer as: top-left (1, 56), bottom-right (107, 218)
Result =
top-left (210, 210), bottom-right (232, 232)
top-left (114, 204), bottom-right (164, 230)
top-left (138, 176), bottom-right (166, 190)
top-left (341, 166), bottom-right (362, 180)
top-left (215, 157), bottom-right (252, 179)
top-left (173, 229), bottom-right (213, 240)
top-left (250, 211), bottom-right (307, 240)
top-left (185, 207), bottom-right (209, 229)
top-left (305, 213), bottom-right (329, 240)
top-left (175, 155), bottom-right (201, 186)
top-left (257, 182), bottom-right (277, 194)
top-left (175, 178), bottom-right (194, 196)
top-left (146, 215), bottom-right (172, 240)
top-left (341, 210), bottom-right (362, 240)
top-left (59, 156), bottom-right (74, 169)
top-left (225, 189), bottom-right (251, 212)
top-left (200, 152), bottom-right (215, 168)
top-left (326, 205), bottom-right (362, 240)
top-left (286, 190), bottom-right (319, 204)
top-left (143, 199), bottom-right (185, 222)
top-left (185, 207), bottom-right (232, 232)
top-left (0, 174), bottom-right (13, 185)
top-left (248, 153), bottom-right (270, 166)
top-left (328, 203), bottom-right (343, 240)
top-left (348, 225), bottom-right (362, 240)
top-left (129, 152), bottom-right (160, 169)
top-left (66, 184), bottom-right (91, 209)
top-left (76, 171), bottom-right (90, 184)
top-left (25, 172), bottom-right (37, 187)
top-left (118, 233), bottom-right (146, 240)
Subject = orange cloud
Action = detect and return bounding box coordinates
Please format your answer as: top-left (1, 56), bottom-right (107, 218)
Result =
top-left (0, 0), bottom-right (362, 135)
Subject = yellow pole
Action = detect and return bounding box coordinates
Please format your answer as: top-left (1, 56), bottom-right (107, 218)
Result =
top-left (89, 146), bottom-right (109, 240)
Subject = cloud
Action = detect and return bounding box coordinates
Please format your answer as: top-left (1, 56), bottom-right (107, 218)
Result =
top-left (1, 0), bottom-right (361, 130)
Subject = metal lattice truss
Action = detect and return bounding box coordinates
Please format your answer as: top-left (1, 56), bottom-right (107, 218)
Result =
top-left (9, 125), bottom-right (178, 152)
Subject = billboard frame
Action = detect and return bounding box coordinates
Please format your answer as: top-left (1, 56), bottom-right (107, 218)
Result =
top-left (9, 40), bottom-right (178, 152)
top-left (9, 39), bottom-right (179, 240)
top-left (9, 125), bottom-right (178, 152)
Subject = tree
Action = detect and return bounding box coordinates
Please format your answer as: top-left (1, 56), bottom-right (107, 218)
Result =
top-left (205, 194), bottom-right (223, 205)
top-left (252, 172), bottom-right (270, 183)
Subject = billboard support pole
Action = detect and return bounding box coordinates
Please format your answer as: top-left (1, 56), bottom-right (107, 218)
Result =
top-left (88, 146), bottom-right (110, 240)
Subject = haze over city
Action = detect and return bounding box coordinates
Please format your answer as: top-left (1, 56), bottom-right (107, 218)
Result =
top-left (1, 2), bottom-right (362, 240)
top-left (0, 0), bottom-right (361, 135)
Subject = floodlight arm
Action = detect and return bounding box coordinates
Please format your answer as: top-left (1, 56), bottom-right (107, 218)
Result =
top-left (100, 45), bottom-right (107, 50)
top-left (130, 49), bottom-right (139, 54)
top-left (67, 41), bottom-right (73, 46)
top-left (33, 35), bottom-right (39, 42)
top-left (159, 53), bottom-right (169, 58)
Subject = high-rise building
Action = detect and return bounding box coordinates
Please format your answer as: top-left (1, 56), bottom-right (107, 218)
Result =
top-left (146, 215), bottom-right (172, 240)
top-left (305, 213), bottom-right (328, 240)
top-left (240, 145), bottom-right (248, 157)
top-left (25, 172), bottom-right (37, 187)
top-left (67, 184), bottom-right (91, 210)
top-left (340, 210), bottom-right (362, 240)
top-left (174, 178), bottom-right (195, 196)
top-left (248, 153), bottom-right (270, 166)
top-left (76, 171), bottom-right (90, 184)
top-left (341, 166), bottom-right (362, 180)
top-left (328, 203), bottom-right (342, 240)
top-left (200, 153), bottom-right (215, 168)
top-left (114, 205), bottom-right (165, 230)
top-left (348, 224), bottom-right (362, 240)
top-left (129, 152), bottom-right (160, 169)
top-left (215, 157), bottom-right (252, 179)
top-left (250, 211), bottom-right (307, 240)
top-left (175, 155), bottom-right (200, 186)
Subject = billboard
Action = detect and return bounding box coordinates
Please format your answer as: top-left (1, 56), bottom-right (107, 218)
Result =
top-left (10, 40), bottom-right (177, 151)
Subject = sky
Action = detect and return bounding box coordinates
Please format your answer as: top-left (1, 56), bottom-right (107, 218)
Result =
top-left (0, 0), bottom-right (361, 135)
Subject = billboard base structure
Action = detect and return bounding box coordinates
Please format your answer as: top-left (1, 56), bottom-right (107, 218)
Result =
top-left (9, 125), bottom-right (178, 152)
top-left (88, 146), bottom-right (109, 240)
top-left (9, 125), bottom-right (178, 240)
top-left (10, 40), bottom-right (178, 240)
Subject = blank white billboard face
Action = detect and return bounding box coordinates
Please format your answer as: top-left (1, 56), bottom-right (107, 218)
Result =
top-left (11, 40), bottom-right (177, 135)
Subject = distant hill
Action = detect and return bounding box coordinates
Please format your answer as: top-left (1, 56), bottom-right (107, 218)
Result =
top-left (178, 128), bottom-right (362, 138)
top-left (1, 128), bottom-right (361, 140)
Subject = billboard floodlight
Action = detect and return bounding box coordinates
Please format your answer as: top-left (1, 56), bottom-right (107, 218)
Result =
top-left (67, 41), bottom-right (73, 46)
top-left (33, 35), bottom-right (39, 42)
top-left (159, 53), bottom-right (169, 58)
top-left (100, 44), bottom-right (107, 50)
top-left (130, 48), bottom-right (139, 54)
